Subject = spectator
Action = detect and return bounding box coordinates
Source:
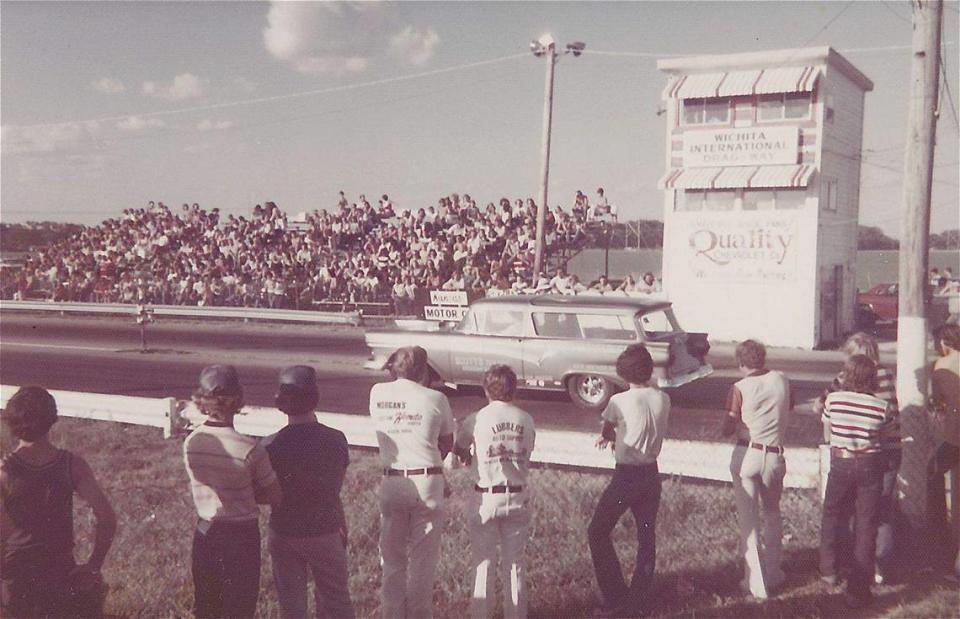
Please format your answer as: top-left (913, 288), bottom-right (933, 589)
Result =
top-left (455, 365), bottom-right (536, 619)
top-left (183, 365), bottom-right (283, 618)
top-left (815, 332), bottom-right (900, 584)
top-left (263, 366), bottom-right (354, 619)
top-left (0, 386), bottom-right (117, 618)
top-left (820, 355), bottom-right (894, 608)
top-left (588, 345), bottom-right (670, 618)
top-left (928, 324), bottom-right (960, 576)
top-left (369, 347), bottom-right (455, 618)
top-left (591, 275), bottom-right (614, 293)
top-left (721, 340), bottom-right (791, 598)
top-left (636, 272), bottom-right (662, 294)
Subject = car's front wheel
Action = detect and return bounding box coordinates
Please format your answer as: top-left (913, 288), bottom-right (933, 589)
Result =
top-left (566, 374), bottom-right (613, 410)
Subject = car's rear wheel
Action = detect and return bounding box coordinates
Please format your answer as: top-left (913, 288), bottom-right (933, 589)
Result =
top-left (566, 374), bottom-right (613, 410)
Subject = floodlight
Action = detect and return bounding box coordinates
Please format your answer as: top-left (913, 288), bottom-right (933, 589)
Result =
top-left (537, 33), bottom-right (556, 48)
top-left (565, 41), bottom-right (586, 56)
top-left (530, 40), bottom-right (545, 57)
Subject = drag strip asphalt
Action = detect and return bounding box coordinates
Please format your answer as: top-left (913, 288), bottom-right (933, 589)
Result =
top-left (0, 312), bottom-right (831, 444)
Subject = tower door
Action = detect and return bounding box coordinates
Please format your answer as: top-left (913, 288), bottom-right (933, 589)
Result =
top-left (820, 264), bottom-right (843, 345)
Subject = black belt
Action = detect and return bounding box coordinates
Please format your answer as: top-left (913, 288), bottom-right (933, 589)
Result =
top-left (384, 466), bottom-right (443, 477)
top-left (738, 440), bottom-right (784, 455)
top-left (831, 447), bottom-right (881, 459)
top-left (475, 484), bottom-right (523, 494)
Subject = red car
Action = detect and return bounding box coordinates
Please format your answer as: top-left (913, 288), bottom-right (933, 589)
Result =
top-left (857, 283), bottom-right (899, 324)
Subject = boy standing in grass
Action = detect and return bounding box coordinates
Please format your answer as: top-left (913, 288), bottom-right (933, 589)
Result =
top-left (454, 364), bottom-right (536, 619)
top-left (263, 365), bottom-right (355, 619)
top-left (820, 355), bottom-right (894, 608)
top-left (721, 339), bottom-right (791, 598)
top-left (183, 365), bottom-right (283, 618)
top-left (588, 344), bottom-right (670, 618)
top-left (1, 386), bottom-right (117, 618)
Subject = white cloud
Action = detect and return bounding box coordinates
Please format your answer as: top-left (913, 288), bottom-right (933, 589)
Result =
top-left (196, 119), bottom-right (234, 131)
top-left (1, 121), bottom-right (102, 155)
top-left (116, 116), bottom-right (166, 132)
top-left (91, 77), bottom-right (126, 94)
top-left (141, 73), bottom-right (205, 101)
top-left (263, 2), bottom-right (439, 74)
top-left (389, 26), bottom-right (439, 66)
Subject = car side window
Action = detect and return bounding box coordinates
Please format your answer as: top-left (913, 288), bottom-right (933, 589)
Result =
top-left (638, 310), bottom-right (679, 339)
top-left (577, 314), bottom-right (638, 341)
top-left (475, 309), bottom-right (526, 336)
top-left (533, 312), bottom-right (583, 338)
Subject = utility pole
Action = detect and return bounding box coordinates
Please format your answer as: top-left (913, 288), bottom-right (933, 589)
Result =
top-left (532, 34), bottom-right (557, 284)
top-left (529, 35), bottom-right (585, 286)
top-left (897, 0), bottom-right (942, 530)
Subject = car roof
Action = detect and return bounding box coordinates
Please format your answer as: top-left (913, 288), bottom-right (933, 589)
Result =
top-left (472, 294), bottom-right (672, 312)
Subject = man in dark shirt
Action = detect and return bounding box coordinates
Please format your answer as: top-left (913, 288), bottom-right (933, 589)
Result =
top-left (263, 366), bottom-right (354, 619)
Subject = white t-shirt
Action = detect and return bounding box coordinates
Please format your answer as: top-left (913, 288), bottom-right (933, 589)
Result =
top-left (456, 401), bottom-right (536, 488)
top-left (601, 386), bottom-right (671, 465)
top-left (369, 378), bottom-right (455, 469)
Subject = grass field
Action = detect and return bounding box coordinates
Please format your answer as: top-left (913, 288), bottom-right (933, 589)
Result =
top-left (2, 418), bottom-right (958, 618)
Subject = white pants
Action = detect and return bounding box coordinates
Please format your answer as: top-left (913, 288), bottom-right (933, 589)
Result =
top-left (467, 492), bottom-right (531, 619)
top-left (730, 445), bottom-right (786, 598)
top-left (379, 475), bottom-right (445, 619)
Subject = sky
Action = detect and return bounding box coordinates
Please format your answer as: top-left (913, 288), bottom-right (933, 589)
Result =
top-left (2, 1), bottom-right (958, 235)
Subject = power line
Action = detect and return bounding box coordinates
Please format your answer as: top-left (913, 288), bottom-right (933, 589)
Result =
top-left (11, 53), bottom-right (529, 130)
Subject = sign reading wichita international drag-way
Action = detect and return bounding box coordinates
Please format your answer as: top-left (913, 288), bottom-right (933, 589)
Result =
top-left (681, 212), bottom-right (800, 283)
top-left (683, 126), bottom-right (799, 167)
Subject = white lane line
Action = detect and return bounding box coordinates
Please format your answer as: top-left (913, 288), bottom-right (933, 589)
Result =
top-left (2, 342), bottom-right (120, 353)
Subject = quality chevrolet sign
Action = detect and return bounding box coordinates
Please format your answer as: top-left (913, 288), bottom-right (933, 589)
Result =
top-left (683, 127), bottom-right (798, 167)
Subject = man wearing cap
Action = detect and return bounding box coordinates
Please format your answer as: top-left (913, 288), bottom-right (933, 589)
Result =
top-left (454, 365), bottom-right (536, 619)
top-left (369, 346), bottom-right (455, 618)
top-left (183, 365), bottom-right (283, 618)
top-left (262, 366), bottom-right (354, 619)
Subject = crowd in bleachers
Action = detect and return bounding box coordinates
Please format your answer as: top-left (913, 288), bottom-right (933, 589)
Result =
top-left (2, 189), bottom-right (643, 312)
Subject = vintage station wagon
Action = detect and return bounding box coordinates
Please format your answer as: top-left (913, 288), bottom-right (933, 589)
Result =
top-left (364, 295), bottom-right (712, 409)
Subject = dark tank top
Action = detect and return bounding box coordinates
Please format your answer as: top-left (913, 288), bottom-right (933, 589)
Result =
top-left (0, 449), bottom-right (74, 564)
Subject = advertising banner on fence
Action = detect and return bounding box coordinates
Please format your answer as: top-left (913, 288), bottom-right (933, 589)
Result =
top-left (679, 211), bottom-right (800, 283)
top-left (683, 126), bottom-right (799, 167)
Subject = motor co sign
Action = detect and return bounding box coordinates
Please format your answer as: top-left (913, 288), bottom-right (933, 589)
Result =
top-left (682, 213), bottom-right (799, 283)
top-left (683, 127), bottom-right (798, 167)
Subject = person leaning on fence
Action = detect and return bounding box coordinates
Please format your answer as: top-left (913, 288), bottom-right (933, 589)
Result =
top-left (819, 355), bottom-right (895, 608)
top-left (928, 323), bottom-right (960, 576)
top-left (183, 365), bottom-right (283, 619)
top-left (720, 340), bottom-right (791, 598)
top-left (369, 346), bottom-right (455, 619)
top-left (262, 366), bottom-right (355, 619)
top-left (814, 332), bottom-right (900, 584)
top-left (0, 386), bottom-right (117, 618)
top-left (454, 365), bottom-right (536, 619)
top-left (588, 344), bottom-right (670, 618)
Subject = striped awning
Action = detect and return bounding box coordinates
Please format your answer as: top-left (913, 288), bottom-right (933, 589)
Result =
top-left (748, 164), bottom-right (816, 188)
top-left (662, 72), bottom-right (725, 99)
top-left (755, 66), bottom-right (820, 94)
top-left (713, 166), bottom-right (758, 189)
top-left (663, 66), bottom-right (820, 99)
top-left (659, 164), bottom-right (815, 190)
top-left (717, 70), bottom-right (762, 97)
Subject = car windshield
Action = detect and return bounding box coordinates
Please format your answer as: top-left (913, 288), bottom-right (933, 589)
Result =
top-left (462, 308), bottom-right (525, 336)
top-left (637, 309), bottom-right (679, 340)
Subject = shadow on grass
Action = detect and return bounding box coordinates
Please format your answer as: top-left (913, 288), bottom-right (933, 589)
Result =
top-left (531, 543), bottom-right (959, 618)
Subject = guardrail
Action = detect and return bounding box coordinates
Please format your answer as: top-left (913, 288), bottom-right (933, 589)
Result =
top-left (0, 300), bottom-right (362, 325)
top-left (0, 385), bottom-right (821, 488)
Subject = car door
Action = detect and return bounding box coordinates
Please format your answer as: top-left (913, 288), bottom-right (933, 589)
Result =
top-left (448, 306), bottom-right (527, 384)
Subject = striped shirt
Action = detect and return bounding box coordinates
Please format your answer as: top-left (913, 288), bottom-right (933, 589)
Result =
top-left (823, 391), bottom-right (893, 454)
top-left (819, 366), bottom-right (900, 451)
top-left (183, 421), bottom-right (278, 522)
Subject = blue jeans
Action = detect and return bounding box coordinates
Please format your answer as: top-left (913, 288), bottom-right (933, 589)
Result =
top-left (588, 463), bottom-right (660, 612)
top-left (820, 454), bottom-right (883, 600)
top-left (192, 519), bottom-right (261, 619)
top-left (268, 528), bottom-right (355, 619)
